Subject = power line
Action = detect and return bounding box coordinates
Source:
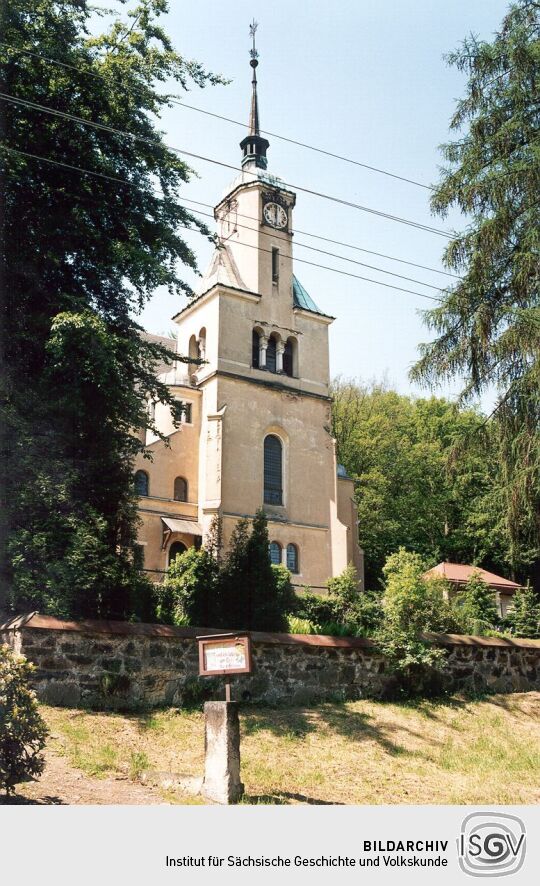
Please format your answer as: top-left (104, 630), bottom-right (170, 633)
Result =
top-left (186, 206), bottom-right (446, 293)
top-left (2, 144), bottom-right (442, 302)
top-left (3, 140), bottom-right (458, 278)
top-left (0, 40), bottom-right (434, 191)
top-left (0, 90), bottom-right (453, 238)
top-left (175, 196), bottom-right (461, 280)
top-left (176, 223), bottom-right (442, 303)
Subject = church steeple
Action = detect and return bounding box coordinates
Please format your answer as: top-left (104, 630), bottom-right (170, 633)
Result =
top-left (240, 20), bottom-right (270, 170)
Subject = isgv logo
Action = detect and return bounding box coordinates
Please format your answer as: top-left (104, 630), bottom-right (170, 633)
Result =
top-left (458, 812), bottom-right (526, 877)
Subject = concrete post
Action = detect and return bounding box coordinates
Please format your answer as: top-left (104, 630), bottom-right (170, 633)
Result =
top-left (202, 701), bottom-right (244, 804)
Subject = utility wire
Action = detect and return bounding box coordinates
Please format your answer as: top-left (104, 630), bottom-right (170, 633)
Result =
top-left (186, 205), bottom-right (446, 292)
top-left (174, 221), bottom-right (442, 303)
top-left (174, 195), bottom-right (461, 280)
top-left (0, 90), bottom-right (453, 237)
top-left (3, 140), bottom-right (458, 278)
top-left (0, 40), bottom-right (434, 191)
top-left (2, 144), bottom-right (442, 302)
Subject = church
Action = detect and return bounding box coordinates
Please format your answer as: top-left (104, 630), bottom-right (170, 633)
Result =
top-left (133, 39), bottom-right (364, 593)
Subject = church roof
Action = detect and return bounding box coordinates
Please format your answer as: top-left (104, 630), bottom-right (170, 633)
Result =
top-left (293, 275), bottom-right (324, 315)
top-left (195, 244), bottom-right (246, 296)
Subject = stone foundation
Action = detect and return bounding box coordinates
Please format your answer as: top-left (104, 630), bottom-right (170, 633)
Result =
top-left (1, 613), bottom-right (539, 709)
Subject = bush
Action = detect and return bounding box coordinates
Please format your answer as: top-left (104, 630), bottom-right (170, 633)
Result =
top-left (291, 567), bottom-right (383, 637)
top-left (454, 571), bottom-right (499, 636)
top-left (0, 645), bottom-right (48, 796)
top-left (293, 591), bottom-right (339, 626)
top-left (162, 546), bottom-right (220, 627)
top-left (505, 585), bottom-right (540, 638)
top-left (159, 512), bottom-right (294, 632)
top-left (374, 549), bottom-right (456, 697)
top-left (286, 616), bottom-right (317, 634)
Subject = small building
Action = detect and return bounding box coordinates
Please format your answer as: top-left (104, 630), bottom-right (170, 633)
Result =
top-left (423, 562), bottom-right (522, 618)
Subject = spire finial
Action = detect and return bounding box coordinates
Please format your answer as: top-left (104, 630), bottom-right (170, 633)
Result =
top-left (249, 19), bottom-right (259, 66)
top-left (240, 20), bottom-right (269, 169)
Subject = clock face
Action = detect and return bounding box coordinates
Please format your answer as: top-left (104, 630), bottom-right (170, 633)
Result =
top-left (263, 202), bottom-right (288, 229)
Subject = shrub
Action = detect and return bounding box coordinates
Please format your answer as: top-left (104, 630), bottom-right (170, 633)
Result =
top-left (291, 568), bottom-right (383, 637)
top-left (271, 564), bottom-right (297, 615)
top-left (159, 512), bottom-right (294, 632)
top-left (374, 549), bottom-right (456, 697)
top-left (505, 585), bottom-right (540, 638)
top-left (293, 591), bottom-right (339, 626)
top-left (0, 645), bottom-right (48, 796)
top-left (286, 616), bottom-right (317, 634)
top-left (163, 546), bottom-right (220, 627)
top-left (454, 571), bottom-right (499, 635)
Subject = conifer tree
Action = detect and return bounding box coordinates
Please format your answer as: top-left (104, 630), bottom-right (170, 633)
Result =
top-left (411, 0), bottom-right (540, 582)
top-left (455, 572), bottom-right (499, 635)
top-left (219, 511), bottom-right (289, 631)
top-left (507, 585), bottom-right (540, 637)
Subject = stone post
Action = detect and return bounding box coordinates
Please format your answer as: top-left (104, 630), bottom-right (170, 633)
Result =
top-left (259, 335), bottom-right (268, 369)
top-left (201, 701), bottom-right (244, 804)
top-left (276, 340), bottom-right (285, 373)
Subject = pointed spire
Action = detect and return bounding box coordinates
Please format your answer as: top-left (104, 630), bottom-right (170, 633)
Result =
top-left (240, 20), bottom-right (270, 170)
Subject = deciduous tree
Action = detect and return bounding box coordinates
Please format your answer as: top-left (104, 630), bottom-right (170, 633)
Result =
top-left (0, 1), bottom-right (223, 616)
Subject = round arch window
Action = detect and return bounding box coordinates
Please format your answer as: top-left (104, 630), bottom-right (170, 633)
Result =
top-left (286, 543), bottom-right (299, 573)
top-left (269, 541), bottom-right (282, 566)
top-left (168, 541), bottom-right (187, 566)
top-left (134, 470), bottom-right (149, 496)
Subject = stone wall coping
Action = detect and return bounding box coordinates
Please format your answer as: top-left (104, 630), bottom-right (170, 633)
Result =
top-left (1, 613), bottom-right (540, 651)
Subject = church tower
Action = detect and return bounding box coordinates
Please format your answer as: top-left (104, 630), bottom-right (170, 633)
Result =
top-left (134, 24), bottom-right (364, 590)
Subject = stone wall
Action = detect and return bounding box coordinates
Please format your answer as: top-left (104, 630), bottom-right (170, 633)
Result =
top-left (1, 613), bottom-right (539, 709)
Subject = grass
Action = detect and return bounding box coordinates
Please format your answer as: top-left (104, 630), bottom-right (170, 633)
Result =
top-left (42, 691), bottom-right (540, 805)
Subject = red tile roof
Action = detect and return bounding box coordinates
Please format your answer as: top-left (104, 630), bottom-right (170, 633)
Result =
top-left (423, 562), bottom-right (522, 592)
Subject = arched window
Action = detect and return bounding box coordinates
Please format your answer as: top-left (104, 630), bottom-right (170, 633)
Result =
top-left (188, 334), bottom-right (200, 377)
top-left (264, 434), bottom-right (283, 505)
top-left (168, 541), bottom-right (187, 566)
top-left (266, 335), bottom-right (277, 373)
top-left (269, 541), bottom-right (282, 566)
top-left (283, 338), bottom-right (295, 377)
top-left (198, 327), bottom-right (206, 360)
top-left (252, 329), bottom-right (260, 368)
top-left (174, 477), bottom-right (188, 502)
top-left (134, 470), bottom-right (149, 496)
top-left (286, 543), bottom-right (299, 573)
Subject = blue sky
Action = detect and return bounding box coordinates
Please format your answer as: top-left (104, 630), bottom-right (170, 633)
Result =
top-left (127, 0), bottom-right (509, 405)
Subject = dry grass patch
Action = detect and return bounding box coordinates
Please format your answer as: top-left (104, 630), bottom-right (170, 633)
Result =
top-left (41, 692), bottom-right (540, 805)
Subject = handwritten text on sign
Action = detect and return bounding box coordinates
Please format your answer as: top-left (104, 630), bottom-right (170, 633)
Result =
top-left (205, 643), bottom-right (247, 672)
top-left (198, 634), bottom-right (252, 676)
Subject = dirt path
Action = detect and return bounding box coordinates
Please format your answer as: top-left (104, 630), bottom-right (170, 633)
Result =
top-left (2, 748), bottom-right (166, 805)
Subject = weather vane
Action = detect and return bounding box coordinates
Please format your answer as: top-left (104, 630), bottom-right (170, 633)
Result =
top-left (249, 19), bottom-right (259, 62)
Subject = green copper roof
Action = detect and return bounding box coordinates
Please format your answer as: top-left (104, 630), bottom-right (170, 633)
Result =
top-left (293, 275), bottom-right (323, 315)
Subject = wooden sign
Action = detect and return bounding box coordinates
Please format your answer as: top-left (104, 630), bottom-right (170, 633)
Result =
top-left (198, 633), bottom-right (252, 677)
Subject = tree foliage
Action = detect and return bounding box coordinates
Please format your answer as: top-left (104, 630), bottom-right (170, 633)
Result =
top-left (506, 584), bottom-right (540, 637)
top-left (411, 0), bottom-right (540, 578)
top-left (0, 1), bottom-right (223, 615)
top-left (162, 512), bottom-right (294, 632)
top-left (162, 546), bottom-right (221, 628)
top-left (374, 549), bottom-right (458, 696)
top-left (0, 645), bottom-right (48, 796)
top-left (454, 571), bottom-right (500, 635)
top-left (332, 379), bottom-right (511, 588)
